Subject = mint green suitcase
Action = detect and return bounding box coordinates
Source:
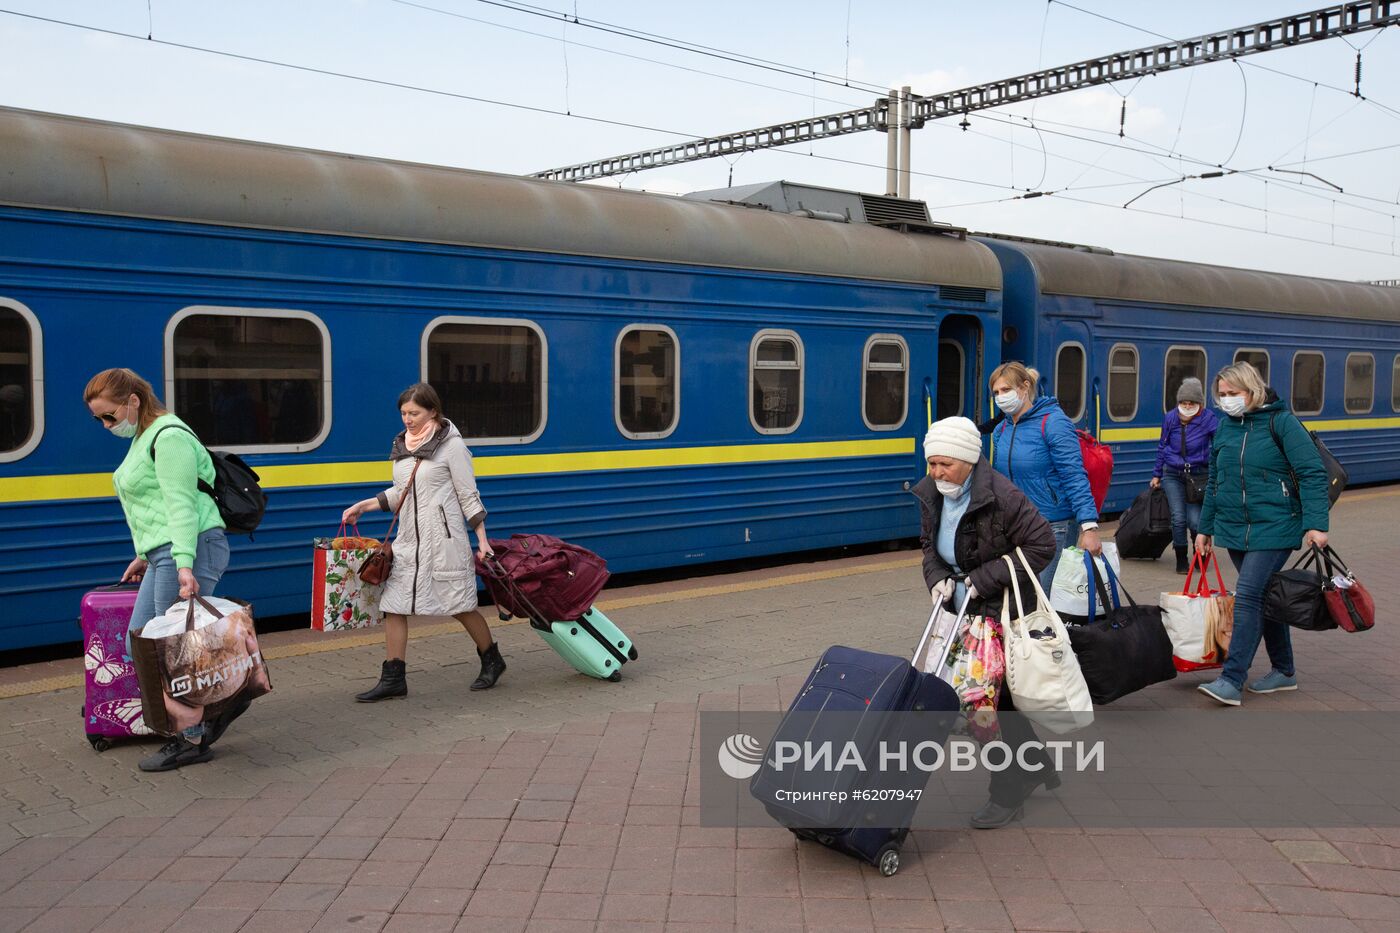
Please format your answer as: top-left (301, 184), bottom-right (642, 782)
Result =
top-left (533, 606), bottom-right (638, 682)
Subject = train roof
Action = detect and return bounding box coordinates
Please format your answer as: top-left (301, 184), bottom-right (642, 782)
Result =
top-left (977, 235), bottom-right (1400, 322)
top-left (0, 107), bottom-right (1001, 292)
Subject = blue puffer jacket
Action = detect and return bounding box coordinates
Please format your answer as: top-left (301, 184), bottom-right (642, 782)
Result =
top-left (991, 395), bottom-right (1098, 524)
top-left (1153, 409), bottom-right (1219, 477)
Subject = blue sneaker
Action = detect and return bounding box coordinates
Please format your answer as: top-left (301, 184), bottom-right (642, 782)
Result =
top-left (1198, 677), bottom-right (1242, 706)
top-left (1247, 670), bottom-right (1298, 694)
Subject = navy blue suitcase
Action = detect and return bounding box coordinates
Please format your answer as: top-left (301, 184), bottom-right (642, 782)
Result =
top-left (750, 608), bottom-right (961, 876)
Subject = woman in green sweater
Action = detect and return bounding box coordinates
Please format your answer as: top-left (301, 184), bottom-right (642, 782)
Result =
top-left (84, 368), bottom-right (231, 772)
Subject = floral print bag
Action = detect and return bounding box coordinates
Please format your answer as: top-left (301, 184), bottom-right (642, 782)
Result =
top-left (312, 523), bottom-right (384, 631)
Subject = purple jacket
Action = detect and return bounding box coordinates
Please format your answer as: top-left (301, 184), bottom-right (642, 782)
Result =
top-left (1153, 408), bottom-right (1219, 477)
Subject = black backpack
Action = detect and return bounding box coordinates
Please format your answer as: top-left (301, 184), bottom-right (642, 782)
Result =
top-left (149, 424), bottom-right (267, 534)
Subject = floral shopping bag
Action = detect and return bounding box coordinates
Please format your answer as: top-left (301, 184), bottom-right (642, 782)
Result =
top-left (311, 523), bottom-right (384, 631)
top-left (946, 614), bottom-right (1005, 743)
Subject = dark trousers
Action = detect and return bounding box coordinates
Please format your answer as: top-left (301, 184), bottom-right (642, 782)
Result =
top-left (988, 689), bottom-right (1055, 807)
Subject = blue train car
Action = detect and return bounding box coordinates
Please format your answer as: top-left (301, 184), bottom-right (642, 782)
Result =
top-left (0, 109), bottom-right (1003, 651)
top-left (978, 235), bottom-right (1400, 513)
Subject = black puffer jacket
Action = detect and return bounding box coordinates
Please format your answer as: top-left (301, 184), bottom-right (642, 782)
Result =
top-left (914, 458), bottom-right (1056, 616)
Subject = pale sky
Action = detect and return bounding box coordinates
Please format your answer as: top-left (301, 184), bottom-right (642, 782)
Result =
top-left (4, 0), bottom-right (1399, 281)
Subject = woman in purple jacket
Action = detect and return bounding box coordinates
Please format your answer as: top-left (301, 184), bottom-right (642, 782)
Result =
top-left (1151, 378), bottom-right (1219, 573)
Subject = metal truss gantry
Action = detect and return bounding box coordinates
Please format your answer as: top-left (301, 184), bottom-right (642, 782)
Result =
top-left (532, 1), bottom-right (1398, 183)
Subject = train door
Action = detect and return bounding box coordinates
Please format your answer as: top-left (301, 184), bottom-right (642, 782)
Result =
top-left (1050, 320), bottom-right (1094, 429)
top-left (935, 315), bottom-right (984, 424)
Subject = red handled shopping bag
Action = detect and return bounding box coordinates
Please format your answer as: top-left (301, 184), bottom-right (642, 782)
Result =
top-left (1159, 552), bottom-right (1234, 671)
top-left (312, 523), bottom-right (384, 631)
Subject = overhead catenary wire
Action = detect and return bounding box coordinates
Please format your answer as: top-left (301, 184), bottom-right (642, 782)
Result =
top-left (469, 0), bottom-right (894, 96)
top-left (5, 4), bottom-right (1397, 264)
top-left (386, 0), bottom-right (871, 110)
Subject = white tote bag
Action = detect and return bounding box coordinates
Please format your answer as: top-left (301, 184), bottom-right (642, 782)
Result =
top-left (1049, 543), bottom-right (1121, 619)
top-left (999, 548), bottom-right (1094, 734)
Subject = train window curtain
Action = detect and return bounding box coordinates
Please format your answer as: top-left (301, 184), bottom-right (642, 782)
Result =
top-left (426, 322), bottom-right (543, 441)
top-left (172, 312), bottom-right (325, 447)
top-left (0, 306), bottom-right (35, 455)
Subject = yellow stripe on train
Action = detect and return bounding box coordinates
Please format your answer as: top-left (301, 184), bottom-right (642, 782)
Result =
top-left (0, 437), bottom-right (916, 505)
top-left (1101, 416), bottom-right (1400, 444)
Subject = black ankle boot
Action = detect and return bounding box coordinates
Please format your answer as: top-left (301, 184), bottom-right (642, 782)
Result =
top-left (1174, 545), bottom-right (1189, 574)
top-left (471, 642), bottom-right (506, 691)
top-left (356, 659), bottom-right (407, 702)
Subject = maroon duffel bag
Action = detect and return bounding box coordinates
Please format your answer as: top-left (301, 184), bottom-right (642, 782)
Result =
top-left (481, 533), bottom-right (609, 623)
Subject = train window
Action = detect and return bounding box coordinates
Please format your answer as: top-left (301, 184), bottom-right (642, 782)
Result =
top-left (1291, 351), bottom-right (1325, 416)
top-left (936, 340), bottom-right (964, 421)
top-left (617, 325), bottom-right (678, 439)
top-left (1106, 344), bottom-right (1138, 422)
top-left (425, 317), bottom-right (546, 444)
top-left (168, 307), bottom-right (330, 452)
top-left (1234, 348), bottom-right (1270, 384)
top-left (750, 331), bottom-right (803, 434)
top-left (1394, 355), bottom-right (1400, 412)
top-left (1344, 352), bottom-right (1374, 414)
top-left (1055, 343), bottom-right (1085, 421)
top-left (0, 301), bottom-right (42, 462)
top-left (862, 335), bottom-right (908, 430)
top-left (1163, 346), bottom-right (1207, 413)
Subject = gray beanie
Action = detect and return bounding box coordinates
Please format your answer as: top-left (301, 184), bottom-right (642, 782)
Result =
top-left (1176, 377), bottom-right (1205, 405)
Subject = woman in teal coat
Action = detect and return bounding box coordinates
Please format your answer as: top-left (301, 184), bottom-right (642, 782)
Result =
top-left (1195, 362), bottom-right (1329, 706)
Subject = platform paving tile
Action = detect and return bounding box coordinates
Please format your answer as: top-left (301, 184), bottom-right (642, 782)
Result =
top-left (3, 489), bottom-right (1400, 928)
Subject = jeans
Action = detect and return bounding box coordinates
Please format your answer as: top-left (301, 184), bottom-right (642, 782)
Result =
top-left (128, 528), bottom-right (231, 740)
top-left (1159, 470), bottom-right (1203, 549)
top-left (1038, 520), bottom-right (1081, 594)
top-left (1220, 547), bottom-right (1294, 689)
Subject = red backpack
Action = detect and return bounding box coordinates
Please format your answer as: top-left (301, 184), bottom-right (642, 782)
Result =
top-left (1040, 413), bottom-right (1114, 513)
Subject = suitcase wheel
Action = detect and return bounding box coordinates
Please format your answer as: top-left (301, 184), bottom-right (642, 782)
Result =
top-left (87, 734), bottom-right (112, 753)
top-left (608, 671), bottom-right (622, 683)
top-left (498, 610), bottom-right (513, 622)
top-left (627, 646), bottom-right (638, 661)
top-left (877, 844), bottom-right (900, 877)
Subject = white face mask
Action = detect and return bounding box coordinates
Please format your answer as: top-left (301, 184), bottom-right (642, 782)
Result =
top-left (110, 418), bottom-right (137, 438)
top-left (994, 390), bottom-right (1022, 416)
top-left (935, 478), bottom-right (968, 498)
top-left (1218, 396), bottom-right (1247, 417)
top-left (1177, 404), bottom-right (1200, 420)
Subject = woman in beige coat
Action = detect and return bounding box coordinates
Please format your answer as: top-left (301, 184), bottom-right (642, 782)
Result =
top-left (342, 383), bottom-right (504, 700)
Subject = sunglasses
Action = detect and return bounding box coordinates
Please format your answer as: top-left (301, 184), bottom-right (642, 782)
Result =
top-left (92, 402), bottom-right (128, 425)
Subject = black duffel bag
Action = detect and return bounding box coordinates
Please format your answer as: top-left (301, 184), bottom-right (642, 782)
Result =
top-left (1115, 486), bottom-right (1173, 560)
top-left (1265, 545), bottom-right (1338, 631)
top-left (1066, 552), bottom-right (1177, 704)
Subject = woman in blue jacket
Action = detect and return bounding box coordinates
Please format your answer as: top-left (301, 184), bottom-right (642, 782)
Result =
top-left (1196, 361), bottom-right (1329, 706)
top-left (989, 362), bottom-right (1102, 591)
top-left (1151, 377), bottom-right (1219, 573)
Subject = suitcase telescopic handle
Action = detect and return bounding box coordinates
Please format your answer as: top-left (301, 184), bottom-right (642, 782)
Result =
top-left (914, 584), bottom-right (974, 673)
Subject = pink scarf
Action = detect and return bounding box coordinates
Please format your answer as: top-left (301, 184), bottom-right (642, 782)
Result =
top-left (404, 421), bottom-right (438, 452)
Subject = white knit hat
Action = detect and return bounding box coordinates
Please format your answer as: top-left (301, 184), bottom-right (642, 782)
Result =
top-left (923, 417), bottom-right (981, 463)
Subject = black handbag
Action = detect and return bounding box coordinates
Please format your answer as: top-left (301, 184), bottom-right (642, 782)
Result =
top-left (1267, 413), bottom-right (1348, 509)
top-left (1115, 487), bottom-right (1173, 559)
top-left (1066, 553), bottom-right (1177, 704)
top-left (1179, 425), bottom-right (1207, 505)
top-left (1265, 545), bottom-right (1339, 631)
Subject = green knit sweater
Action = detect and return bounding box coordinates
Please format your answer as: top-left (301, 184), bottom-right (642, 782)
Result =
top-left (111, 413), bottom-right (225, 569)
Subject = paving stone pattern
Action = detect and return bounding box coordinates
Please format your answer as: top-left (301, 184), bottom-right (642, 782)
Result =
top-left (0, 488), bottom-right (1397, 930)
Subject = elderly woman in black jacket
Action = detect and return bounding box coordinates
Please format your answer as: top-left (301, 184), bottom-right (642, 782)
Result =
top-left (913, 416), bottom-right (1058, 829)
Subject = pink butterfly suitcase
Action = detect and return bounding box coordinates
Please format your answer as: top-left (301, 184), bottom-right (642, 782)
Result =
top-left (80, 584), bottom-right (154, 751)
